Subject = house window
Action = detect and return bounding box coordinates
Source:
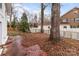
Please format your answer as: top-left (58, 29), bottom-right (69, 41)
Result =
top-left (63, 19), bottom-right (68, 22)
top-left (71, 25), bottom-right (79, 28)
top-left (67, 18), bottom-right (74, 22)
top-left (75, 18), bottom-right (79, 22)
top-left (0, 3), bottom-right (2, 9)
top-left (64, 26), bottom-right (67, 28)
top-left (70, 26), bottom-right (76, 28)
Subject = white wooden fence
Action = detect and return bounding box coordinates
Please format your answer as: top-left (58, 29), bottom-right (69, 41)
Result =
top-left (31, 28), bottom-right (79, 40)
top-left (60, 31), bottom-right (79, 40)
top-left (30, 28), bottom-right (50, 34)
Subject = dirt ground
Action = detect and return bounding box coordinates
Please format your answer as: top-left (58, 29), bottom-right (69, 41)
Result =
top-left (1, 33), bottom-right (79, 56)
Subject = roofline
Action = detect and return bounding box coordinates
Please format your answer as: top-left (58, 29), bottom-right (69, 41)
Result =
top-left (61, 7), bottom-right (79, 18)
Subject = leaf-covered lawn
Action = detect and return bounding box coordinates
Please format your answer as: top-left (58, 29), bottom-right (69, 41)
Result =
top-left (2, 33), bottom-right (79, 56)
top-left (22, 33), bottom-right (79, 56)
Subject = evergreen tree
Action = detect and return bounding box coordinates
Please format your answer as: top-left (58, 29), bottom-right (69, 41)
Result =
top-left (19, 12), bottom-right (30, 32)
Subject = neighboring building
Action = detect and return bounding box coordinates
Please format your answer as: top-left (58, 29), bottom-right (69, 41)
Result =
top-left (30, 15), bottom-right (51, 34)
top-left (60, 7), bottom-right (79, 32)
top-left (60, 7), bottom-right (79, 40)
top-left (0, 3), bottom-right (11, 45)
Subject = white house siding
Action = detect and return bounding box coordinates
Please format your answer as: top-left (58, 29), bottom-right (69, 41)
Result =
top-left (60, 24), bottom-right (79, 32)
top-left (2, 4), bottom-right (7, 44)
top-left (0, 4), bottom-right (3, 45)
top-left (0, 4), bottom-right (7, 45)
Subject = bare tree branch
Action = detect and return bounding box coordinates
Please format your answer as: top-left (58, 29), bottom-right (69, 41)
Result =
top-left (43, 4), bottom-right (49, 10)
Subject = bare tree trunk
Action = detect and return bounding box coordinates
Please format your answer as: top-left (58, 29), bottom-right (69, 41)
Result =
top-left (40, 3), bottom-right (44, 33)
top-left (50, 3), bottom-right (60, 44)
top-left (9, 6), bottom-right (12, 30)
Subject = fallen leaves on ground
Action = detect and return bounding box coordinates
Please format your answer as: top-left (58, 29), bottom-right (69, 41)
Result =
top-left (2, 33), bottom-right (79, 56)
